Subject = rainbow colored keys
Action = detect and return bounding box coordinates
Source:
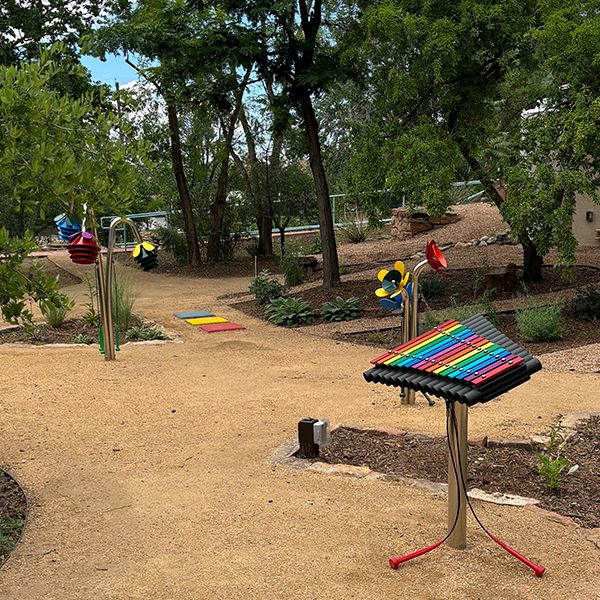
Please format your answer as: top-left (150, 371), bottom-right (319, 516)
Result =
top-left (370, 320), bottom-right (524, 388)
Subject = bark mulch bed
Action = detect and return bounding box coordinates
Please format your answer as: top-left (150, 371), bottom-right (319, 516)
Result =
top-left (231, 265), bottom-right (600, 326)
top-left (336, 310), bottom-right (600, 357)
top-left (0, 315), bottom-right (147, 345)
top-left (0, 470), bottom-right (27, 568)
top-left (317, 417), bottom-right (600, 529)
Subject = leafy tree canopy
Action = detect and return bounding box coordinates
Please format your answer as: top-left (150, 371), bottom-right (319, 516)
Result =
top-left (0, 46), bottom-right (151, 236)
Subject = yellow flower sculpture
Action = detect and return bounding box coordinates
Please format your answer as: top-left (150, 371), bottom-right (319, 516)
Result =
top-left (376, 260), bottom-right (410, 298)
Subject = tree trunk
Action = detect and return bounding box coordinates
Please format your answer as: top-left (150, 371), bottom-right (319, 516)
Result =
top-left (166, 104), bottom-right (202, 267)
top-left (522, 238), bottom-right (544, 283)
top-left (206, 67), bottom-right (252, 262)
top-left (239, 106), bottom-right (273, 257)
top-left (298, 93), bottom-right (340, 288)
top-left (207, 165), bottom-right (229, 262)
top-left (279, 228), bottom-right (285, 255)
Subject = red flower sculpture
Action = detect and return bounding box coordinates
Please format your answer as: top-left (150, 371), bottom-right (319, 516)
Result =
top-left (425, 240), bottom-right (447, 271)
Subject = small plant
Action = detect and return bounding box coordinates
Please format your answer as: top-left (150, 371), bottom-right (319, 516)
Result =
top-left (245, 239), bottom-right (260, 257)
top-left (516, 303), bottom-right (565, 342)
top-left (155, 225), bottom-right (188, 264)
top-left (568, 285), bottom-right (600, 321)
top-left (249, 270), bottom-right (286, 305)
top-left (40, 293), bottom-right (75, 328)
top-left (73, 333), bottom-right (95, 345)
top-left (82, 274), bottom-right (100, 327)
top-left (126, 325), bottom-right (169, 341)
top-left (111, 266), bottom-right (137, 330)
top-left (281, 253), bottom-right (305, 287)
top-left (420, 278), bottom-right (445, 300)
top-left (265, 297), bottom-right (316, 327)
top-left (536, 420), bottom-right (579, 491)
top-left (321, 296), bottom-right (363, 321)
top-left (479, 290), bottom-right (501, 326)
top-left (340, 218), bottom-right (369, 244)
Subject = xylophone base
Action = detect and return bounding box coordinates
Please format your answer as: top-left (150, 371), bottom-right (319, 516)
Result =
top-left (447, 401), bottom-right (468, 549)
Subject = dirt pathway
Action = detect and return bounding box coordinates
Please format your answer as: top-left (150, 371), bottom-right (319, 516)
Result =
top-left (0, 258), bottom-right (599, 599)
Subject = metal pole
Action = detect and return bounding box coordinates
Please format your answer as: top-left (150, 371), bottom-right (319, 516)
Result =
top-left (447, 402), bottom-right (468, 549)
top-left (399, 287), bottom-right (414, 405)
top-left (104, 217), bottom-right (145, 361)
top-left (401, 258), bottom-right (429, 405)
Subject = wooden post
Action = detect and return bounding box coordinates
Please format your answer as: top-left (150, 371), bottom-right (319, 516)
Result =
top-left (297, 418), bottom-right (319, 458)
top-left (447, 402), bottom-right (468, 549)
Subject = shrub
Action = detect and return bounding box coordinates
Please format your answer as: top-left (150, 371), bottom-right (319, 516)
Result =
top-left (265, 297), bottom-right (316, 327)
top-left (321, 296), bottom-right (363, 321)
top-left (73, 333), bottom-right (94, 345)
top-left (420, 278), bottom-right (445, 300)
top-left (40, 293), bottom-right (75, 328)
top-left (281, 253), bottom-right (305, 287)
top-left (516, 303), bottom-right (565, 342)
top-left (568, 285), bottom-right (600, 321)
top-left (249, 270), bottom-right (286, 305)
top-left (245, 239), bottom-right (260, 257)
top-left (340, 219), bottom-right (368, 244)
top-left (111, 266), bottom-right (137, 330)
top-left (155, 225), bottom-right (188, 264)
top-left (126, 325), bottom-right (169, 341)
top-left (0, 227), bottom-right (61, 324)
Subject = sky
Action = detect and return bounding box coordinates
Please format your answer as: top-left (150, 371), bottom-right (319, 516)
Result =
top-left (80, 53), bottom-right (139, 87)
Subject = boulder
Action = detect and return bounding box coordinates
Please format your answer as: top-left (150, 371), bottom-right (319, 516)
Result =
top-left (485, 263), bottom-right (517, 293)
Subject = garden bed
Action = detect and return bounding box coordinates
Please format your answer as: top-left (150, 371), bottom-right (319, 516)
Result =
top-left (317, 417), bottom-right (600, 529)
top-left (232, 265), bottom-right (600, 325)
top-left (336, 310), bottom-right (600, 356)
top-left (0, 469), bottom-right (27, 568)
top-left (0, 315), bottom-right (169, 346)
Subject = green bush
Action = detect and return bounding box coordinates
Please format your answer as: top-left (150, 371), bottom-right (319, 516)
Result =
top-left (0, 227), bottom-right (62, 324)
top-left (265, 297), bottom-right (316, 327)
top-left (281, 253), bottom-right (305, 287)
top-left (340, 219), bottom-right (369, 244)
top-left (537, 420), bottom-right (579, 490)
top-left (420, 278), bottom-right (445, 300)
top-left (245, 239), bottom-right (260, 257)
top-left (155, 225), bottom-right (188, 264)
top-left (249, 270), bottom-right (286, 305)
top-left (111, 266), bottom-right (137, 330)
top-left (321, 296), bottom-right (363, 321)
top-left (40, 293), bottom-right (75, 328)
top-left (73, 333), bottom-right (94, 345)
top-left (516, 303), bottom-right (565, 342)
top-left (568, 285), bottom-right (600, 321)
top-left (126, 325), bottom-right (169, 341)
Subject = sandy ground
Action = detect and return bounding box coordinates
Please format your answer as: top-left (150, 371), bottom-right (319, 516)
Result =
top-left (0, 255), bottom-right (599, 599)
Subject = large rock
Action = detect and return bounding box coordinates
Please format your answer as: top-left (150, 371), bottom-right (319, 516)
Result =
top-left (390, 207), bottom-right (461, 238)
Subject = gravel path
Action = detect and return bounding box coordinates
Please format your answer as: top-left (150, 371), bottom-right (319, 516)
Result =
top-left (0, 255), bottom-right (599, 599)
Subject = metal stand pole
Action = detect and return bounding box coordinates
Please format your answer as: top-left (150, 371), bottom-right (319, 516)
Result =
top-left (103, 217), bottom-right (145, 361)
top-left (447, 402), bottom-right (468, 549)
top-left (399, 287), bottom-right (414, 405)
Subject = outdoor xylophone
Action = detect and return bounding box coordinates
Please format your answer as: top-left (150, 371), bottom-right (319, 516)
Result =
top-left (364, 312), bottom-right (545, 575)
top-left (365, 314), bottom-right (541, 406)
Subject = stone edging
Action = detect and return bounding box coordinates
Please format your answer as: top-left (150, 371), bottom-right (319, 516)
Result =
top-left (271, 412), bottom-right (600, 550)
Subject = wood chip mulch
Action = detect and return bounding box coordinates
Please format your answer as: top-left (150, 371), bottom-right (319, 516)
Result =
top-left (317, 417), bottom-right (600, 529)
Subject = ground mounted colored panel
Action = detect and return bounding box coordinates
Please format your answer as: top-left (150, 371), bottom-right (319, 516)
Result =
top-left (185, 316), bottom-right (229, 325)
top-left (199, 323), bottom-right (245, 333)
top-left (174, 311), bottom-right (215, 319)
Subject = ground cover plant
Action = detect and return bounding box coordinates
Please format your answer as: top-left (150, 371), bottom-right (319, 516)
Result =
top-left (320, 296), bottom-right (363, 322)
top-left (265, 297), bottom-right (316, 327)
top-left (0, 470), bottom-right (26, 568)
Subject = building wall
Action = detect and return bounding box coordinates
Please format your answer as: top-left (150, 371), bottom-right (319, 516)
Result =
top-left (573, 193), bottom-right (600, 247)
